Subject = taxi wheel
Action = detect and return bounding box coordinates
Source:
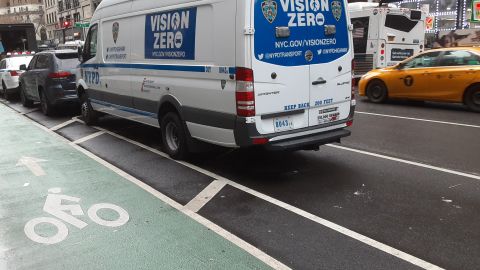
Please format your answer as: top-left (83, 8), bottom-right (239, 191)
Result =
top-left (366, 80), bottom-right (388, 103)
top-left (465, 87), bottom-right (480, 112)
top-left (161, 112), bottom-right (189, 160)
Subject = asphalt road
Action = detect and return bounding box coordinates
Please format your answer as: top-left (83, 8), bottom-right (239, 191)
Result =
top-left (1, 95), bottom-right (479, 270)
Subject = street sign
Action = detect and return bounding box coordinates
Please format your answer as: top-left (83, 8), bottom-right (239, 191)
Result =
top-left (425, 16), bottom-right (434, 30)
top-left (74, 22), bottom-right (90, 28)
top-left (472, 0), bottom-right (480, 22)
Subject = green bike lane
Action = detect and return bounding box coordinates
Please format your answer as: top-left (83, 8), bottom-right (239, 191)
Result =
top-left (0, 104), bottom-right (272, 270)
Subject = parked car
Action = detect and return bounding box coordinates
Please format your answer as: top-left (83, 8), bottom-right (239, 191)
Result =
top-left (19, 50), bottom-right (80, 115)
top-left (0, 53), bottom-right (34, 100)
top-left (358, 47), bottom-right (480, 112)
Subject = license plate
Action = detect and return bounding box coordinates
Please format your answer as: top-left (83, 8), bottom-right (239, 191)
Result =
top-left (274, 116), bottom-right (294, 132)
top-left (318, 107), bottom-right (340, 124)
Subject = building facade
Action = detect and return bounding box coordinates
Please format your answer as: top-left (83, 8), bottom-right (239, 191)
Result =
top-left (44, 0), bottom-right (101, 44)
top-left (0, 0), bottom-right (47, 40)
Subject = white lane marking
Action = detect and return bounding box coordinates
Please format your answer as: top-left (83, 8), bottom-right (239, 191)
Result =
top-left (16, 156), bottom-right (47, 177)
top-left (8, 104), bottom-right (445, 269)
top-left (50, 119), bottom-right (77, 131)
top-left (70, 143), bottom-right (290, 270)
top-left (224, 180), bottom-right (444, 270)
top-left (356, 111), bottom-right (480, 129)
top-left (184, 180), bottom-right (227, 213)
top-left (327, 144), bottom-right (480, 181)
top-left (94, 128), bottom-right (444, 270)
top-left (70, 131), bottom-right (105, 145)
top-left (6, 106), bottom-right (289, 270)
top-left (20, 108), bottom-right (40, 115)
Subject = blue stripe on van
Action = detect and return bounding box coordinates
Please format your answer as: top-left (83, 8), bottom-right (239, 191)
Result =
top-left (90, 98), bottom-right (158, 119)
top-left (82, 63), bottom-right (236, 74)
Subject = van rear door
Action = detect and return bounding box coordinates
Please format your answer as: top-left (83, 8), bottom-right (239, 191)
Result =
top-left (252, 0), bottom-right (352, 135)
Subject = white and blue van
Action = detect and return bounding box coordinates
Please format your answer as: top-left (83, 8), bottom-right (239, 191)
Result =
top-left (77, 0), bottom-right (355, 159)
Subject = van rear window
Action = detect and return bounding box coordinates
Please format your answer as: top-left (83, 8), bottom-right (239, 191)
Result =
top-left (385, 15), bottom-right (419, 33)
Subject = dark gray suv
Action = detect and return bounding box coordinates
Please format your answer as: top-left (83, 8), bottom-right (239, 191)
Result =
top-left (19, 50), bottom-right (80, 115)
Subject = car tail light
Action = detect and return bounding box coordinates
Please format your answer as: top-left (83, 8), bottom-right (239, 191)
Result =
top-left (236, 67), bottom-right (255, 117)
top-left (48, 71), bottom-right (72, 79)
top-left (346, 120), bottom-right (353, 127)
top-left (252, 138), bottom-right (269, 145)
top-left (9, 70), bottom-right (19, 76)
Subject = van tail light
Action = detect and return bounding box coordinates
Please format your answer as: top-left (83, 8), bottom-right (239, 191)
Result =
top-left (9, 70), bottom-right (19, 76)
top-left (48, 71), bottom-right (72, 79)
top-left (252, 138), bottom-right (269, 145)
top-left (351, 60), bottom-right (356, 107)
top-left (235, 67), bottom-right (255, 117)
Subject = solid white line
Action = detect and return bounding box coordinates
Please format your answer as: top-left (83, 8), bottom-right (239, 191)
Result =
top-left (327, 144), bottom-right (480, 181)
top-left (184, 180), bottom-right (227, 213)
top-left (94, 127), bottom-right (444, 270)
top-left (3, 104), bottom-right (289, 270)
top-left (356, 111), bottom-right (480, 129)
top-left (70, 131), bottom-right (105, 145)
top-left (69, 140), bottom-right (290, 270)
top-left (7, 104), bottom-right (445, 269)
top-left (50, 119), bottom-right (77, 131)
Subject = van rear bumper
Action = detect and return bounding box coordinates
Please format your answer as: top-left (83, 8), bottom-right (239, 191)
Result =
top-left (264, 129), bottom-right (351, 151)
top-left (234, 118), bottom-right (352, 150)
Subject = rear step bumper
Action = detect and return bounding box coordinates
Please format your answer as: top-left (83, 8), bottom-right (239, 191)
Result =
top-left (264, 129), bottom-right (351, 151)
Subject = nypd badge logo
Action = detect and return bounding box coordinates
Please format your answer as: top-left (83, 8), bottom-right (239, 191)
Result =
top-left (112, 22), bottom-right (119, 44)
top-left (331, 1), bottom-right (342, 22)
top-left (261, 0), bottom-right (278, 24)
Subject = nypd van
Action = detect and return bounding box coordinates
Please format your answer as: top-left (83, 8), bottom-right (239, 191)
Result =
top-left (77, 0), bottom-right (355, 159)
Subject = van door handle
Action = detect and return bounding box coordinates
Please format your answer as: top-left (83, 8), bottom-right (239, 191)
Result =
top-left (312, 79), bottom-right (327, 85)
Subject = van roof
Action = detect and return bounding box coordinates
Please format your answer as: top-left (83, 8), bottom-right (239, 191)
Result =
top-left (95, 0), bottom-right (195, 17)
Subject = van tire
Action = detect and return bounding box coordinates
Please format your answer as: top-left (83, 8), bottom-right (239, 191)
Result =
top-left (161, 112), bottom-right (189, 160)
top-left (366, 80), bottom-right (388, 103)
top-left (80, 93), bottom-right (98, 125)
top-left (40, 90), bottom-right (54, 116)
top-left (464, 86), bottom-right (480, 112)
top-left (20, 83), bottom-right (33, 107)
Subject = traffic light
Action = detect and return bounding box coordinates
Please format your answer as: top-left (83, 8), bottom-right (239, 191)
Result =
top-left (63, 21), bottom-right (71, 28)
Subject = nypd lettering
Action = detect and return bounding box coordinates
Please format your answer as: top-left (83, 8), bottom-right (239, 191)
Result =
top-left (84, 70), bottom-right (100, 85)
top-left (145, 8), bottom-right (197, 60)
top-left (255, 0), bottom-right (348, 66)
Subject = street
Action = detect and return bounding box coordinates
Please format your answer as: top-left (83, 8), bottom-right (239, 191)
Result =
top-left (0, 95), bottom-right (479, 270)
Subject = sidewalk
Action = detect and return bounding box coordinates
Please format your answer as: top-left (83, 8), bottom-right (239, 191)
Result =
top-left (0, 103), bottom-right (270, 270)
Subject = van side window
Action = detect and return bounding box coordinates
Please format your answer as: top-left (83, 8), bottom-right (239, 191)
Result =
top-left (0, 60), bottom-right (6, 69)
top-left (83, 24), bottom-right (98, 61)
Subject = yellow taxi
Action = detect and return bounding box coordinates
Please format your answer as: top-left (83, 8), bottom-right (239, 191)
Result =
top-left (358, 47), bottom-right (480, 112)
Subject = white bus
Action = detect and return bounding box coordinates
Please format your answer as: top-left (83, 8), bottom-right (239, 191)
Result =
top-left (348, 2), bottom-right (426, 78)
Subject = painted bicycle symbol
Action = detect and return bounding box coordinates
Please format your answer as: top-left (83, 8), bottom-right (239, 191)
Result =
top-left (24, 188), bottom-right (129, 245)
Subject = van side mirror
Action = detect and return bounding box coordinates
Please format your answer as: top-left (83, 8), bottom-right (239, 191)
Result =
top-left (20, 64), bottom-right (27, 71)
top-left (78, 47), bottom-right (84, 63)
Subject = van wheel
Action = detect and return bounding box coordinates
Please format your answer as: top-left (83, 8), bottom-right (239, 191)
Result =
top-left (366, 80), bottom-right (388, 103)
top-left (465, 86), bottom-right (480, 112)
top-left (20, 83), bottom-right (33, 107)
top-left (2, 82), bottom-right (9, 100)
top-left (80, 93), bottom-right (97, 125)
top-left (161, 112), bottom-right (189, 160)
top-left (40, 90), bottom-right (54, 116)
